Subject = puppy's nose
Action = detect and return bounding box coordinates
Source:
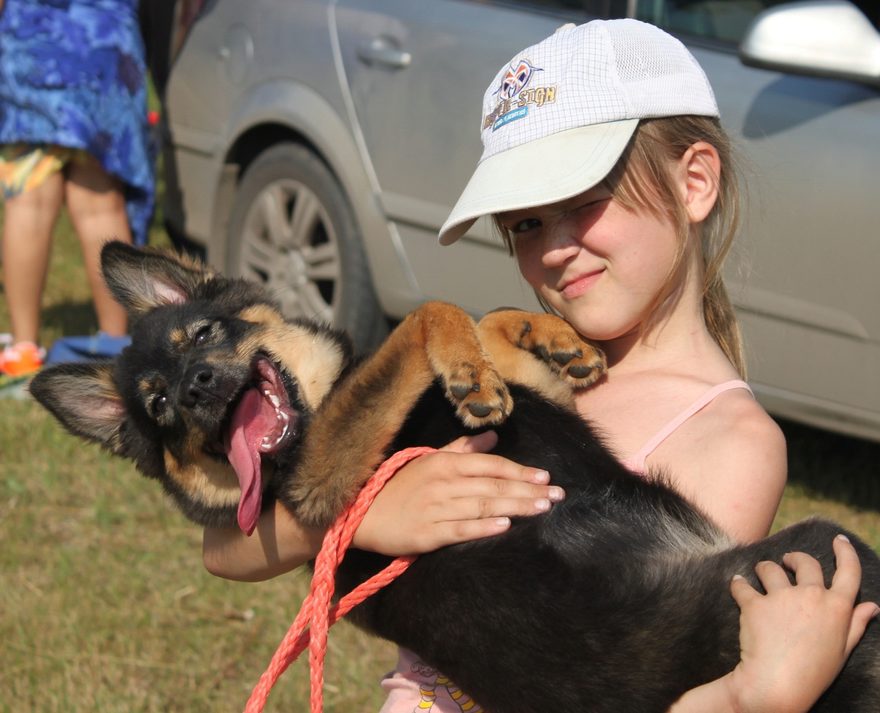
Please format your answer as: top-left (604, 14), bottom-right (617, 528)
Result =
top-left (181, 363), bottom-right (215, 407)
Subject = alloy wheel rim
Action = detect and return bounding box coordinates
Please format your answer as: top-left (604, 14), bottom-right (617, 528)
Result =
top-left (239, 178), bottom-right (341, 324)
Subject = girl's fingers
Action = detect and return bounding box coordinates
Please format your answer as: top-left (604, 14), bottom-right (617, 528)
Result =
top-left (438, 492), bottom-right (558, 522)
top-left (427, 450), bottom-right (554, 486)
top-left (729, 573), bottom-right (760, 606)
top-left (847, 602), bottom-right (880, 655)
top-left (422, 517), bottom-right (513, 550)
top-left (753, 560), bottom-right (793, 591)
top-left (829, 534), bottom-right (863, 598)
top-left (734, 535), bottom-right (866, 604)
top-left (440, 473), bottom-right (563, 502)
top-left (780, 551), bottom-right (826, 587)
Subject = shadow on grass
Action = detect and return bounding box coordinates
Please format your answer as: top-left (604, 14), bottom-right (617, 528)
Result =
top-left (780, 418), bottom-right (880, 512)
top-left (41, 300), bottom-right (99, 337)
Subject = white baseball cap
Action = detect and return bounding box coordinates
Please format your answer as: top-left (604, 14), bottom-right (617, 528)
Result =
top-left (438, 19), bottom-right (720, 245)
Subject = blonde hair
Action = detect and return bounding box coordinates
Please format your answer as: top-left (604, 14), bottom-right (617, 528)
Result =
top-left (497, 115), bottom-right (746, 376)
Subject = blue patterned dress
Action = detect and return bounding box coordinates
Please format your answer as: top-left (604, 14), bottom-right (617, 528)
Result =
top-left (0, 0), bottom-right (154, 244)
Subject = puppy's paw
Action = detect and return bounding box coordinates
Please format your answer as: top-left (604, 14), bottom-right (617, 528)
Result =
top-left (444, 361), bottom-right (513, 428)
top-left (517, 315), bottom-right (607, 389)
top-left (285, 478), bottom-right (355, 529)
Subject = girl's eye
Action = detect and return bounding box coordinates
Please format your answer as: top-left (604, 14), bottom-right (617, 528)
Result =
top-left (509, 217), bottom-right (542, 235)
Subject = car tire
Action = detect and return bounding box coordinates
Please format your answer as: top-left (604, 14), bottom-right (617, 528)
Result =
top-left (226, 143), bottom-right (387, 351)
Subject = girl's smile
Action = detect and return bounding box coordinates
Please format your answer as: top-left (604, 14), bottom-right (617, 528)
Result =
top-left (559, 267), bottom-right (605, 299)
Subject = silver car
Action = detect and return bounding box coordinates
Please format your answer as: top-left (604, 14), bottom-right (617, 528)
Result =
top-left (160, 0), bottom-right (880, 441)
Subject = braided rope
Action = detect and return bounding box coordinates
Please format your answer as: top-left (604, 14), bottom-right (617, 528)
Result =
top-left (244, 446), bottom-right (438, 713)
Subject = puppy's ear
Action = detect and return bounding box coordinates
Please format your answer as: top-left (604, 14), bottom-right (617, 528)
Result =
top-left (29, 362), bottom-right (128, 454)
top-left (100, 241), bottom-right (216, 318)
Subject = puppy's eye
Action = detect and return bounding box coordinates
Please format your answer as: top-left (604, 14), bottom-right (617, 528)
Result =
top-left (193, 324), bottom-right (213, 346)
top-left (148, 393), bottom-right (168, 419)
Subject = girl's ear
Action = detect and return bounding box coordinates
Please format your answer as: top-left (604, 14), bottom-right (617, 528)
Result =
top-left (679, 141), bottom-right (721, 224)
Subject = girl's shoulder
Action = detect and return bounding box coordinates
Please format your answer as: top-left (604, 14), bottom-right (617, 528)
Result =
top-left (654, 383), bottom-right (787, 541)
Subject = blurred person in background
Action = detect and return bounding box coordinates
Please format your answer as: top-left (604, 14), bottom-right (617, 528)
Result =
top-left (0, 0), bottom-right (154, 379)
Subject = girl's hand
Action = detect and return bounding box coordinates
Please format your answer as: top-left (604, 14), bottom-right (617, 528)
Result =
top-left (352, 431), bottom-right (565, 556)
top-left (727, 534), bottom-right (879, 713)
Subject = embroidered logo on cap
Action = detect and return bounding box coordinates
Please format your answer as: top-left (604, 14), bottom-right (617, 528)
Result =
top-left (499, 60), bottom-right (537, 99)
top-left (483, 58), bottom-right (556, 132)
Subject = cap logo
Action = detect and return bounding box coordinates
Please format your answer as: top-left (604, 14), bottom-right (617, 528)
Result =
top-left (499, 60), bottom-right (537, 99)
top-left (483, 58), bottom-right (556, 133)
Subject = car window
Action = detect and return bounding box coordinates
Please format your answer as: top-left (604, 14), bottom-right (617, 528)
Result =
top-left (633, 0), bottom-right (794, 44)
top-left (485, 1), bottom-right (795, 44)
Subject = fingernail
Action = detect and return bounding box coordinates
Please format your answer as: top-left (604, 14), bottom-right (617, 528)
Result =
top-left (494, 517), bottom-right (511, 528)
top-left (872, 605), bottom-right (880, 620)
top-left (837, 533), bottom-right (851, 543)
top-left (731, 574), bottom-right (745, 582)
top-left (532, 469), bottom-right (550, 484)
top-left (534, 498), bottom-right (551, 512)
top-left (548, 486), bottom-right (565, 502)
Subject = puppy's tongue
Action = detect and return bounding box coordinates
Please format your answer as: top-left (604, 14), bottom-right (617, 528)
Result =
top-left (226, 388), bottom-right (270, 535)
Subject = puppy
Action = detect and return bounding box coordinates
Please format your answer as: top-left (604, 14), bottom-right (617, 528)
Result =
top-left (31, 242), bottom-right (880, 712)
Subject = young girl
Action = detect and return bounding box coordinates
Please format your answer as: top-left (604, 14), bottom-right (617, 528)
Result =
top-left (203, 19), bottom-right (876, 712)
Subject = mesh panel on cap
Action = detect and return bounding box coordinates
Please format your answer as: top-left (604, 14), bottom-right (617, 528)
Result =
top-left (608, 21), bottom-right (717, 117)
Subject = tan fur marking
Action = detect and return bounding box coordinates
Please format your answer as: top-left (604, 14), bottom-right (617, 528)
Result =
top-left (169, 326), bottom-right (188, 348)
top-left (137, 377), bottom-right (153, 397)
top-left (164, 449), bottom-right (242, 509)
top-left (237, 305), bottom-right (347, 409)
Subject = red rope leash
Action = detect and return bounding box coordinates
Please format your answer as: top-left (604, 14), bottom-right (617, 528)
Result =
top-left (243, 446), bottom-right (437, 713)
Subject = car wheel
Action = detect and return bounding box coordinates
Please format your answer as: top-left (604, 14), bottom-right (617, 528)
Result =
top-left (227, 143), bottom-right (387, 351)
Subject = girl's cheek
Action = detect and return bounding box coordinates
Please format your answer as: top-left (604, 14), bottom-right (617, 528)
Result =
top-left (514, 243), bottom-right (542, 287)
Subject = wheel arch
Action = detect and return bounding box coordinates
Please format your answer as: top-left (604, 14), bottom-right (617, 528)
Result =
top-left (207, 80), bottom-right (412, 319)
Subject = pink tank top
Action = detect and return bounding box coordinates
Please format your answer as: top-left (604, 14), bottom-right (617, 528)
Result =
top-left (618, 379), bottom-right (752, 474)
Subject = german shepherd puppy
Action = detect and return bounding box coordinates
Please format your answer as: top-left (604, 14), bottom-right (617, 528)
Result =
top-left (31, 242), bottom-right (880, 712)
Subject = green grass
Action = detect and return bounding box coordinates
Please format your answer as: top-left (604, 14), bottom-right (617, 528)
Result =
top-left (1, 202), bottom-right (880, 712)
top-left (0, 397), bottom-right (396, 712)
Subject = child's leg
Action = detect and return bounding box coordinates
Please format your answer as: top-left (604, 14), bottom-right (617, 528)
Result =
top-left (64, 156), bottom-right (133, 337)
top-left (1, 168), bottom-right (64, 344)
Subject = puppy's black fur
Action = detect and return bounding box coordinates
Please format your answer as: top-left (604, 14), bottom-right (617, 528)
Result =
top-left (31, 243), bottom-right (880, 712)
top-left (345, 388), bottom-right (880, 711)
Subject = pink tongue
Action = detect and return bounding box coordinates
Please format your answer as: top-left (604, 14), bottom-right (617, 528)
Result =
top-left (226, 388), bottom-right (273, 535)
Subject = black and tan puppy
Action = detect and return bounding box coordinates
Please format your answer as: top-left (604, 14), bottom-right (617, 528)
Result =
top-left (31, 243), bottom-right (880, 712)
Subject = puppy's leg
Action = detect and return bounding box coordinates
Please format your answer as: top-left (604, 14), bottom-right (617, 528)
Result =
top-left (418, 301), bottom-right (513, 427)
top-left (477, 309), bottom-right (606, 407)
top-left (286, 302), bottom-right (511, 527)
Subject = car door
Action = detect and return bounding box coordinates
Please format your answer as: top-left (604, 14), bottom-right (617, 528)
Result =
top-left (333, 0), bottom-right (591, 314)
top-left (639, 1), bottom-right (880, 439)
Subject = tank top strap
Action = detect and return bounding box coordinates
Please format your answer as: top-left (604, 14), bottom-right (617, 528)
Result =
top-left (621, 379), bottom-right (753, 474)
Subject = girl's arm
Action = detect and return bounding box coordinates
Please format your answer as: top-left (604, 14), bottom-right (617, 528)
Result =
top-left (202, 431), bottom-right (563, 581)
top-left (202, 499), bottom-right (326, 581)
top-left (670, 535), bottom-right (878, 713)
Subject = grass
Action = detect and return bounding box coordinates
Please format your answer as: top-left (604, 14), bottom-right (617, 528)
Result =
top-left (2, 202), bottom-right (880, 712)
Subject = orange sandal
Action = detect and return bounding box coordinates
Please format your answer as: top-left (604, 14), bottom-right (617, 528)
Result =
top-left (0, 341), bottom-right (46, 377)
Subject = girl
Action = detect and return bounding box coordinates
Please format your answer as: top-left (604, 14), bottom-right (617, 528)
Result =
top-left (203, 19), bottom-right (876, 712)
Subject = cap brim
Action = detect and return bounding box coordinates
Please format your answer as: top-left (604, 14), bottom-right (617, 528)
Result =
top-left (438, 119), bottom-right (639, 245)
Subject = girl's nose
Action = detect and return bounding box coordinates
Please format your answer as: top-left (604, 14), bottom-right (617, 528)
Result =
top-left (541, 216), bottom-right (581, 267)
